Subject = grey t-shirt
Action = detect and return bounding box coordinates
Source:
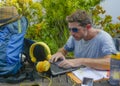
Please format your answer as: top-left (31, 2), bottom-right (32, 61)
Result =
top-left (64, 30), bottom-right (117, 58)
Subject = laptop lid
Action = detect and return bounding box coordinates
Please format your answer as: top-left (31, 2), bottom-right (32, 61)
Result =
top-left (50, 60), bottom-right (78, 76)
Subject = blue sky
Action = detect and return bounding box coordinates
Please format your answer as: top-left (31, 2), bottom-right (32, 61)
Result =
top-left (100, 0), bottom-right (120, 23)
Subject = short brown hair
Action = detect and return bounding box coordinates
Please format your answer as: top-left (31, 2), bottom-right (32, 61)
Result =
top-left (66, 9), bottom-right (92, 27)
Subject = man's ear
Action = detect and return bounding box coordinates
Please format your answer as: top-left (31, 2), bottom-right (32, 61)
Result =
top-left (86, 24), bottom-right (91, 30)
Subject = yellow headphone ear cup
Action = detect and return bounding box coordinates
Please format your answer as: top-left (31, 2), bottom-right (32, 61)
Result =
top-left (36, 60), bottom-right (50, 72)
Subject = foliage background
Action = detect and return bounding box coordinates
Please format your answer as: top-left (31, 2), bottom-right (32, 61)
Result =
top-left (0, 0), bottom-right (120, 54)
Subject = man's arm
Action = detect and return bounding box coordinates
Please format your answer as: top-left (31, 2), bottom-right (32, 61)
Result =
top-left (52, 48), bottom-right (111, 70)
top-left (58, 55), bottom-right (110, 70)
top-left (73, 55), bottom-right (111, 70)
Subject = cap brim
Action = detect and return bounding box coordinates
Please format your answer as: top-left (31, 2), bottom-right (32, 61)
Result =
top-left (0, 15), bottom-right (22, 27)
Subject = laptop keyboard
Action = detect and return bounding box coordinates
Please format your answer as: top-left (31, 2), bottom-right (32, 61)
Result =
top-left (50, 63), bottom-right (78, 76)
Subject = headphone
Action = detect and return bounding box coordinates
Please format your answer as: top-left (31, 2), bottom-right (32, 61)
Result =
top-left (29, 42), bottom-right (51, 73)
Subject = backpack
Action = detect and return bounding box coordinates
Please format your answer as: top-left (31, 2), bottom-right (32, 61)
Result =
top-left (0, 16), bottom-right (28, 76)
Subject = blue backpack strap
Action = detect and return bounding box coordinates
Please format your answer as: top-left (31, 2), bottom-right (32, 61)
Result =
top-left (18, 19), bottom-right (22, 33)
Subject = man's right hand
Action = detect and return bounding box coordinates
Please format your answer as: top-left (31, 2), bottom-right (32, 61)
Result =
top-left (50, 52), bottom-right (65, 63)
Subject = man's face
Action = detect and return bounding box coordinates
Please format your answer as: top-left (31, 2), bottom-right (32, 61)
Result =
top-left (68, 22), bottom-right (86, 40)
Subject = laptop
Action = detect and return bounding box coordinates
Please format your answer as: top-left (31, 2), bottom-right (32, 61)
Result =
top-left (50, 59), bottom-right (79, 76)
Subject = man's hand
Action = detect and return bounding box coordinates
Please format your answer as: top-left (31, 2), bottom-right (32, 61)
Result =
top-left (50, 52), bottom-right (65, 63)
top-left (58, 59), bottom-right (81, 68)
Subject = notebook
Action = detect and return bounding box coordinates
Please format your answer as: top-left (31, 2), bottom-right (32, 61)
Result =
top-left (50, 59), bottom-right (78, 76)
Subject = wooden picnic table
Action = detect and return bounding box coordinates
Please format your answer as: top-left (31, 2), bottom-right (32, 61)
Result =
top-left (0, 62), bottom-right (112, 86)
top-left (0, 73), bottom-right (111, 86)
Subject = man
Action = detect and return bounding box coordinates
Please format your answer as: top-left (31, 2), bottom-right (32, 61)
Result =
top-left (51, 9), bottom-right (116, 70)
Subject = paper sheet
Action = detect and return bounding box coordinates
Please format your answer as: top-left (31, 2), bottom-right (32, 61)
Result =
top-left (72, 67), bottom-right (108, 81)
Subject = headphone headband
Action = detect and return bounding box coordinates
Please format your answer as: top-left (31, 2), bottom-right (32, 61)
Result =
top-left (29, 42), bottom-right (51, 63)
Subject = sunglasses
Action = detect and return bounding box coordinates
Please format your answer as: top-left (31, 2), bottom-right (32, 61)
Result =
top-left (68, 28), bottom-right (79, 32)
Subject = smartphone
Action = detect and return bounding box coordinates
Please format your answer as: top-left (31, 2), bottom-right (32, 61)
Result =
top-left (81, 77), bottom-right (93, 86)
